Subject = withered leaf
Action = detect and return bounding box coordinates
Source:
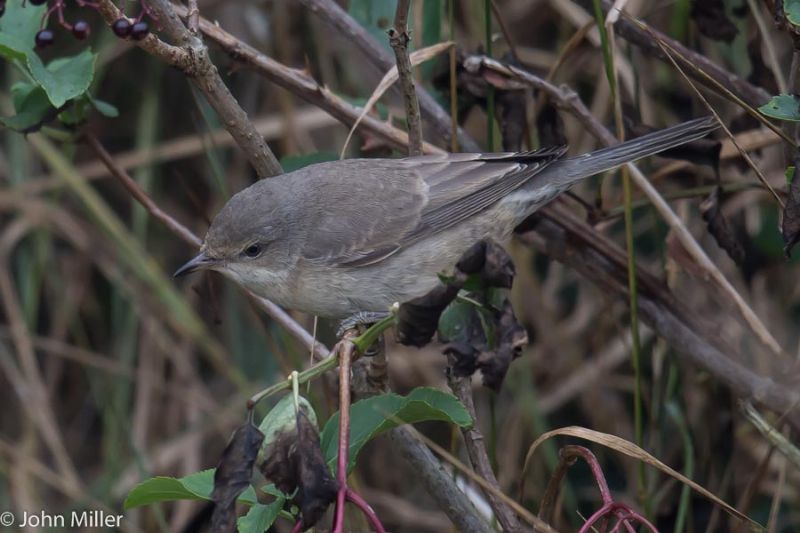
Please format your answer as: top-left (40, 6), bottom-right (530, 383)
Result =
top-left (259, 411), bottom-right (338, 528)
top-left (397, 283), bottom-right (462, 347)
top-left (691, 0), bottom-right (738, 42)
top-left (537, 101), bottom-right (567, 148)
top-left (443, 342), bottom-right (479, 377)
top-left (210, 422), bottom-right (265, 533)
top-left (783, 161), bottom-right (800, 257)
top-left (397, 239), bottom-right (528, 390)
top-left (481, 240), bottom-right (516, 288)
top-left (478, 301), bottom-right (529, 390)
top-left (700, 186), bottom-right (746, 265)
top-left (294, 412), bottom-right (339, 527)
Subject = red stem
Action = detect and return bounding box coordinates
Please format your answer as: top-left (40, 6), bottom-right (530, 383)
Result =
top-left (332, 342), bottom-right (353, 532)
top-left (290, 520), bottom-right (303, 533)
top-left (346, 488), bottom-right (387, 533)
top-left (562, 445), bottom-right (614, 505)
top-left (579, 502), bottom-right (658, 533)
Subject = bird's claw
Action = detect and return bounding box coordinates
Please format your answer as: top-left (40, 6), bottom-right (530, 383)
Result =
top-left (336, 311), bottom-right (391, 338)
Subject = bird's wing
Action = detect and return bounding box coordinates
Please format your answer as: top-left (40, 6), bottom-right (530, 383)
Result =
top-left (300, 147), bottom-right (566, 268)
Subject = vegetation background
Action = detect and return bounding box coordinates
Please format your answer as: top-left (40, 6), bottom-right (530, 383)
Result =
top-left (0, 0), bottom-right (798, 531)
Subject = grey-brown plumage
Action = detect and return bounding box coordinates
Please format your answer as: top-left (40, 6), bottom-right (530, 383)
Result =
top-left (176, 117), bottom-right (717, 318)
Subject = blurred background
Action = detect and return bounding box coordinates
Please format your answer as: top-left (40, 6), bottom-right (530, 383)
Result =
top-left (1, 0), bottom-right (798, 531)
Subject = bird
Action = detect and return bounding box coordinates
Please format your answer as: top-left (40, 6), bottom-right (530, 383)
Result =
top-left (174, 117), bottom-right (717, 319)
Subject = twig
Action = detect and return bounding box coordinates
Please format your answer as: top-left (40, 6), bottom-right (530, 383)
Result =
top-left (296, 0), bottom-right (480, 152)
top-left (94, 0), bottom-right (190, 68)
top-left (333, 338), bottom-right (354, 532)
top-left (96, 0), bottom-right (282, 178)
top-left (173, 6), bottom-right (445, 156)
top-left (390, 426), bottom-right (495, 533)
top-left (346, 488), bottom-right (386, 533)
top-left (448, 0), bottom-right (459, 152)
top-left (389, 0), bottom-right (423, 156)
top-left (746, 0), bottom-right (787, 93)
top-left (520, 208), bottom-right (800, 423)
top-left (447, 372), bottom-right (523, 532)
top-left (648, 27), bottom-right (783, 209)
top-left (85, 133), bottom-right (201, 247)
top-left (599, 0), bottom-right (770, 107)
top-left (402, 424), bottom-right (560, 532)
top-left (186, 0), bottom-right (200, 35)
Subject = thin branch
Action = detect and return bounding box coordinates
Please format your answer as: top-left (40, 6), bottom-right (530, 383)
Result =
top-left (173, 6), bottom-right (445, 156)
top-left (346, 488), bottom-right (387, 533)
top-left (520, 208), bottom-right (800, 424)
top-left (96, 0), bottom-right (282, 178)
top-left (94, 0), bottom-right (191, 68)
top-left (333, 339), bottom-right (354, 532)
top-left (296, 0), bottom-right (481, 152)
top-left (599, 0), bottom-right (770, 107)
top-left (389, 0), bottom-right (424, 156)
top-left (447, 372), bottom-right (523, 532)
top-left (390, 426), bottom-right (495, 533)
top-left (85, 133), bottom-right (201, 247)
top-left (186, 0), bottom-right (200, 35)
top-left (402, 424), bottom-right (560, 532)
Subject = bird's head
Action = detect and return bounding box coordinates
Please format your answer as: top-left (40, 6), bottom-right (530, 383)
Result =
top-left (173, 179), bottom-right (298, 286)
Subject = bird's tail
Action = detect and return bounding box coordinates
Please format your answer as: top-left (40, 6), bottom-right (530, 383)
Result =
top-left (546, 116), bottom-right (718, 187)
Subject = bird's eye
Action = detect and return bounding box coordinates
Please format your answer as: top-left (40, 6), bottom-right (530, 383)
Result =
top-left (243, 243), bottom-right (262, 258)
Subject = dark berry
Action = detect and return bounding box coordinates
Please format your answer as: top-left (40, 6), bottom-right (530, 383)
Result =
top-left (130, 21), bottom-right (149, 40)
top-left (72, 20), bottom-right (90, 40)
top-left (111, 18), bottom-right (132, 38)
top-left (35, 29), bottom-right (55, 48)
top-left (29, 0), bottom-right (48, 5)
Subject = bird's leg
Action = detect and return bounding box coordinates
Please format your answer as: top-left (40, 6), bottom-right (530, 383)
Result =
top-left (337, 311), bottom-right (391, 356)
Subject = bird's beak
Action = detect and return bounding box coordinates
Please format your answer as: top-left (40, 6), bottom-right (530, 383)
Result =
top-left (173, 252), bottom-right (216, 278)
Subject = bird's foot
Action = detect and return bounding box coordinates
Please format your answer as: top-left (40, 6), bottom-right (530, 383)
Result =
top-left (337, 311), bottom-right (390, 356)
top-left (337, 311), bottom-right (391, 338)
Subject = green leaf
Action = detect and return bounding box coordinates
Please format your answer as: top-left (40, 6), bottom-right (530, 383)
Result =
top-left (785, 0), bottom-right (800, 26)
top-left (0, 85), bottom-right (53, 131)
top-left (88, 96), bottom-right (120, 118)
top-left (124, 477), bottom-right (209, 509)
top-left (124, 469), bottom-right (257, 509)
top-left (438, 299), bottom-right (478, 343)
top-left (0, 0), bottom-right (47, 48)
top-left (36, 49), bottom-right (97, 108)
top-left (759, 94), bottom-right (800, 122)
top-left (257, 393), bottom-right (318, 464)
top-left (0, 32), bottom-right (31, 65)
top-left (11, 81), bottom-right (37, 111)
top-left (57, 96), bottom-right (91, 126)
top-left (279, 151), bottom-right (338, 173)
top-left (320, 387), bottom-right (472, 471)
top-left (237, 498), bottom-right (286, 533)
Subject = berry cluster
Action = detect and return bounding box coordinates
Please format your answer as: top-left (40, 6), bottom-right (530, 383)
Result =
top-left (1, 0), bottom-right (153, 49)
top-left (111, 17), bottom-right (149, 40)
